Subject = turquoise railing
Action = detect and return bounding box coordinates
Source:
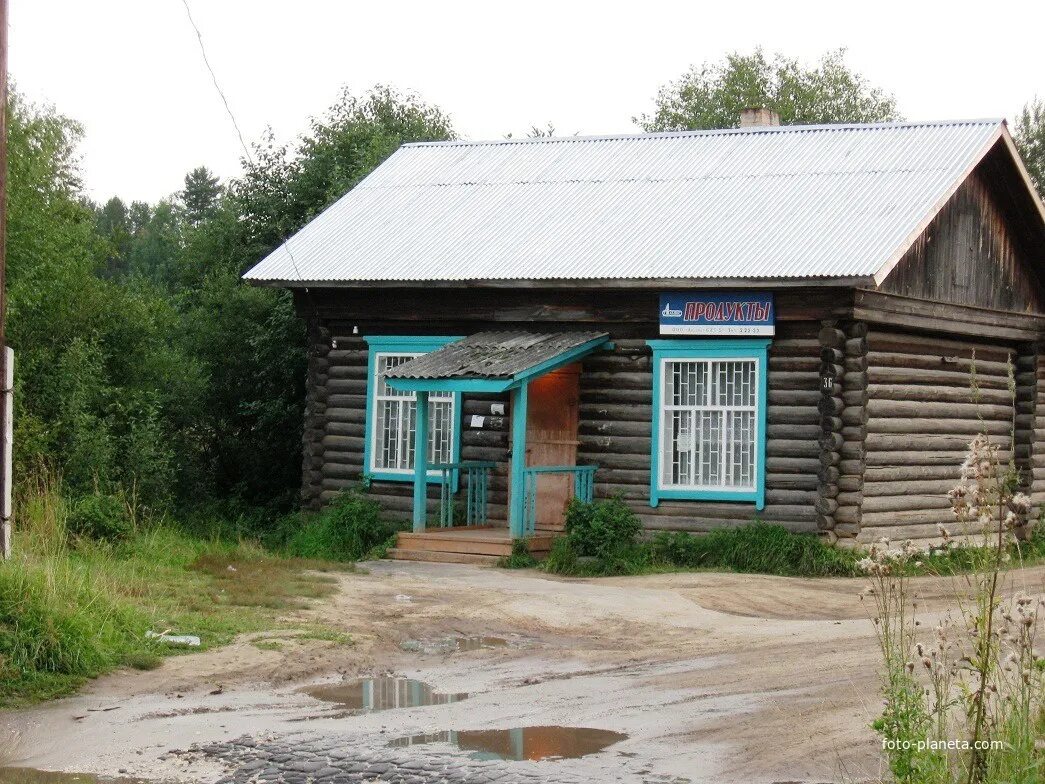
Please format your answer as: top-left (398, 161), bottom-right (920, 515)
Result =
top-left (432, 461), bottom-right (495, 527)
top-left (522, 465), bottom-right (597, 536)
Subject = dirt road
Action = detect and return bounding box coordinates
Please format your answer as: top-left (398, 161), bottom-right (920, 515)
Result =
top-left (3, 561), bottom-right (1043, 783)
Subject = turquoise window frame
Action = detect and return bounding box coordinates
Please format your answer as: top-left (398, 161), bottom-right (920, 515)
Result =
top-left (647, 338), bottom-right (770, 510)
top-left (363, 336), bottom-right (463, 487)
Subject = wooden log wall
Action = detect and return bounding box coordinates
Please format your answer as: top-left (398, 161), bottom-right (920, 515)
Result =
top-left (578, 323), bottom-right (822, 534)
top-left (298, 287), bottom-right (1045, 544)
top-left (301, 313), bottom-right (826, 534)
top-left (815, 322), bottom-right (845, 539)
top-left (857, 327), bottom-right (1020, 543)
top-left (819, 321), bottom-right (869, 543)
top-left (313, 334), bottom-right (368, 506)
top-left (460, 394), bottom-right (510, 522)
top-left (1032, 349), bottom-right (1045, 519)
top-left (302, 322), bottom-right (331, 510)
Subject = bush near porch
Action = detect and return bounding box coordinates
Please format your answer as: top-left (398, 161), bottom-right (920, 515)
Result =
top-left (541, 499), bottom-right (860, 577)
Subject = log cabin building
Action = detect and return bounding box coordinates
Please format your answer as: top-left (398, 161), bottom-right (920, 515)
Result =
top-left (244, 110), bottom-right (1045, 563)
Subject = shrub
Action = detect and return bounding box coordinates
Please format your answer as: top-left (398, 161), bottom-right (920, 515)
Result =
top-left (563, 497), bottom-right (642, 560)
top-left (284, 490), bottom-right (397, 561)
top-left (543, 536), bottom-right (579, 575)
top-left (649, 523), bottom-right (859, 577)
top-left (499, 538), bottom-right (538, 569)
top-left (66, 493), bottom-right (132, 543)
top-left (535, 498), bottom-right (649, 576)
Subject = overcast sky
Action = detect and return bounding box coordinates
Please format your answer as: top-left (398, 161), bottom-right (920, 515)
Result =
top-left (10, 0), bottom-right (1045, 204)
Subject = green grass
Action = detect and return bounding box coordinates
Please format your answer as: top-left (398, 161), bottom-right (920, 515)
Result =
top-left (902, 524), bottom-right (1045, 576)
top-left (248, 626), bottom-right (352, 653)
top-left (498, 538), bottom-right (538, 569)
top-left (251, 640), bottom-right (284, 652)
top-left (646, 524), bottom-right (861, 577)
top-left (293, 627), bottom-right (352, 645)
top-left (526, 513), bottom-right (1045, 580)
top-left (0, 482), bottom-right (357, 708)
top-left (525, 500), bottom-right (867, 578)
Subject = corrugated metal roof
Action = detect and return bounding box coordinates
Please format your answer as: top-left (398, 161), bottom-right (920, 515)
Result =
top-left (385, 331), bottom-right (608, 380)
top-left (243, 120), bottom-right (1005, 285)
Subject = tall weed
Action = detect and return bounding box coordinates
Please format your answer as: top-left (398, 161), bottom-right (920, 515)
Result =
top-left (0, 472), bottom-right (159, 705)
top-left (866, 355), bottom-right (1043, 783)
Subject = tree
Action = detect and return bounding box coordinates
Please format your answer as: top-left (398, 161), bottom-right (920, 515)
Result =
top-left (6, 92), bottom-right (202, 508)
top-left (128, 200), bottom-right (151, 235)
top-left (175, 85), bottom-right (456, 507)
top-left (1014, 97), bottom-right (1045, 200)
top-left (228, 84), bottom-right (455, 256)
top-left (638, 48), bottom-right (900, 132)
top-left (94, 196), bottom-right (132, 278)
top-left (504, 122), bottom-right (558, 139)
top-left (4, 83), bottom-right (456, 514)
top-left (127, 199), bottom-right (183, 287)
top-left (181, 166), bottom-right (222, 227)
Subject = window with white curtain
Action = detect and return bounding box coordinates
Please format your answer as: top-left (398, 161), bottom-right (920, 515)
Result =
top-left (370, 352), bottom-right (454, 474)
top-left (658, 357), bottom-right (758, 492)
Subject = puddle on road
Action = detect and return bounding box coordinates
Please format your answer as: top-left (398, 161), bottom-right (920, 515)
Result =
top-left (0, 770), bottom-right (148, 784)
top-left (453, 635), bottom-right (508, 651)
top-left (302, 677), bottom-right (468, 713)
top-left (399, 635), bottom-right (510, 655)
top-left (388, 726), bottom-right (628, 761)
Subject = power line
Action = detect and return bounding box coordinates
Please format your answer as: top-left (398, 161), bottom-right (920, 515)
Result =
top-left (178, 0), bottom-right (311, 288)
top-left (179, 0), bottom-right (253, 167)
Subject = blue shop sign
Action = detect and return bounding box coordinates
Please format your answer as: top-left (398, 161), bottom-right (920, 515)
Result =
top-left (659, 292), bottom-right (775, 336)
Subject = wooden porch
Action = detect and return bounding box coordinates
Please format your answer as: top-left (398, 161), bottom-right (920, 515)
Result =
top-left (387, 525), bottom-right (555, 566)
top-left (377, 332), bottom-right (614, 565)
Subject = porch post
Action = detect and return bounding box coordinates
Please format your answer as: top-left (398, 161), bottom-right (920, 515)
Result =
top-left (412, 390), bottom-right (429, 532)
top-left (509, 382), bottom-right (528, 537)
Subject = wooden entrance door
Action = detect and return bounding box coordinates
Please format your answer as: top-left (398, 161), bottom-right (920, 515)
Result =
top-left (524, 364), bottom-right (580, 531)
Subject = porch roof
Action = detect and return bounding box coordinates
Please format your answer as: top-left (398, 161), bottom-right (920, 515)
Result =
top-left (384, 330), bottom-right (610, 393)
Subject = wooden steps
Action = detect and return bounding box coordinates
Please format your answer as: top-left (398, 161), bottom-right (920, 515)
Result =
top-left (387, 526), bottom-right (556, 565)
top-left (385, 548), bottom-right (502, 566)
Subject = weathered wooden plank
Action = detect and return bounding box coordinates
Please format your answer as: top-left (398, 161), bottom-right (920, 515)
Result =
top-left (868, 418), bottom-right (1010, 436)
top-left (866, 351), bottom-right (1012, 377)
top-left (867, 385), bottom-right (1012, 408)
top-left (861, 495), bottom-right (953, 513)
top-left (866, 398), bottom-right (1012, 419)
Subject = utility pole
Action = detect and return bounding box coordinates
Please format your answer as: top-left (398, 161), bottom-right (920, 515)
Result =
top-left (0, 0), bottom-right (10, 559)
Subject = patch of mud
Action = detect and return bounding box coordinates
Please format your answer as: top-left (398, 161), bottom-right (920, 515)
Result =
top-left (399, 634), bottom-right (513, 654)
top-left (388, 726), bottom-right (628, 761)
top-left (300, 676), bottom-right (468, 712)
top-left (137, 705), bottom-right (237, 720)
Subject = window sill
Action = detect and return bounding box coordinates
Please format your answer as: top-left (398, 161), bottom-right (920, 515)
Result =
top-left (368, 470), bottom-right (448, 485)
top-left (650, 487), bottom-right (765, 510)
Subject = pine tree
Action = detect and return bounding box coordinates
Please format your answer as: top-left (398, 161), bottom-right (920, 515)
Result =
top-left (181, 166), bottom-right (222, 227)
top-left (94, 196), bottom-right (131, 278)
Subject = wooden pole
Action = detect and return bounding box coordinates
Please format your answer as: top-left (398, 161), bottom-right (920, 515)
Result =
top-left (411, 391), bottom-right (429, 533)
top-left (0, 0), bottom-right (9, 560)
top-left (509, 384), bottom-right (528, 538)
